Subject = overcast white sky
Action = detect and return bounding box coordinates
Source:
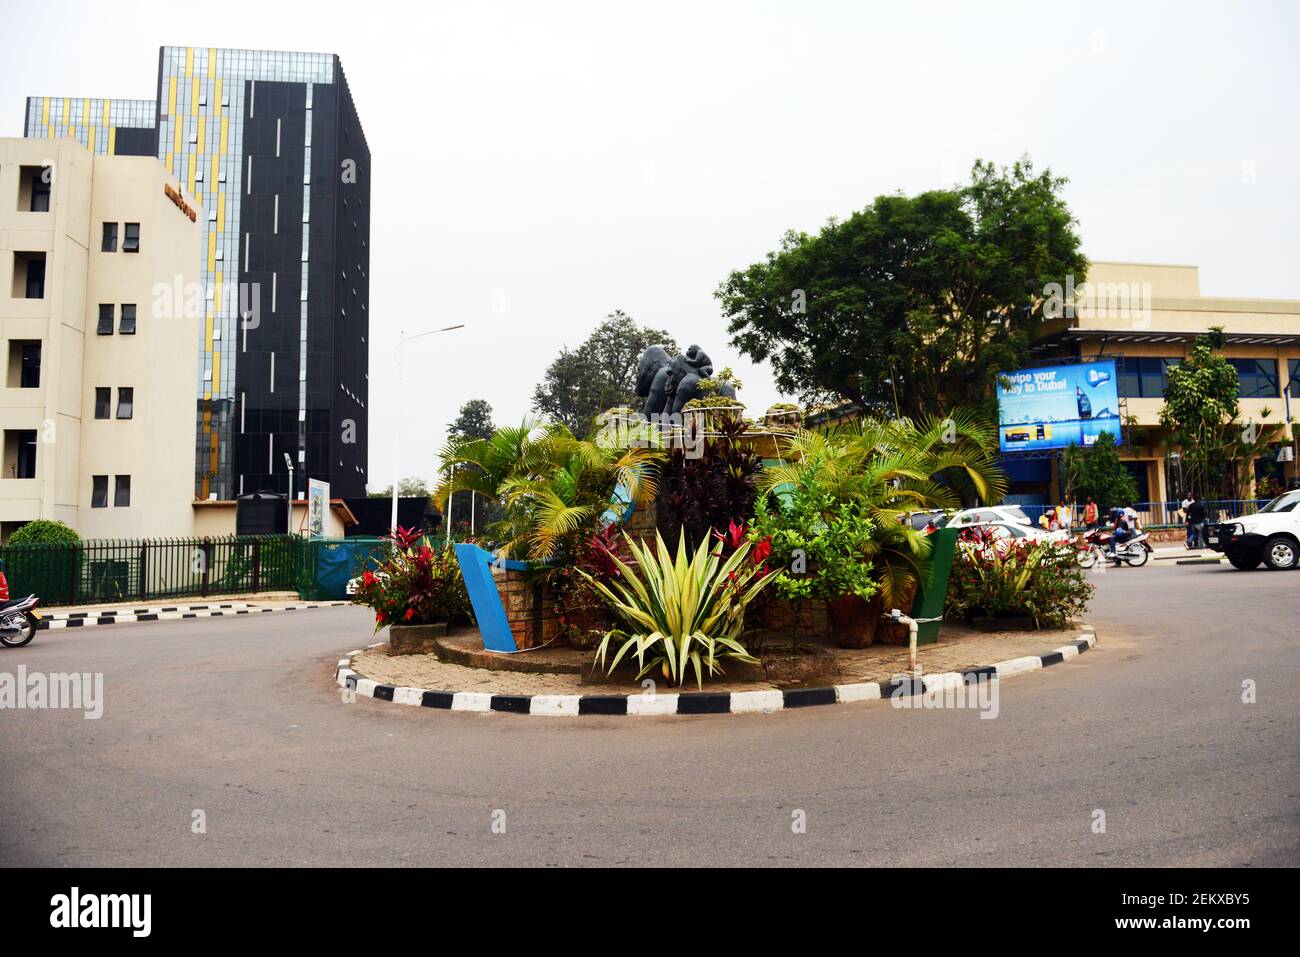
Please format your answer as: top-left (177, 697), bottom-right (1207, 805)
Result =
top-left (4, 0), bottom-right (1298, 490)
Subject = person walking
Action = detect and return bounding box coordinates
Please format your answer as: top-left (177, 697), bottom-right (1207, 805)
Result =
top-left (1185, 494), bottom-right (1207, 549)
top-left (1083, 497), bottom-right (1099, 530)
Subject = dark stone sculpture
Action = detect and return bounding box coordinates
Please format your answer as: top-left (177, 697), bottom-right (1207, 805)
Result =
top-left (635, 343), bottom-right (736, 417)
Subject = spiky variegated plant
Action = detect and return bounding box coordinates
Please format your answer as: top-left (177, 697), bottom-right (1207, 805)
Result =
top-left (758, 411), bottom-right (1007, 606)
top-left (434, 418), bottom-right (662, 562)
top-left (586, 530), bottom-right (773, 688)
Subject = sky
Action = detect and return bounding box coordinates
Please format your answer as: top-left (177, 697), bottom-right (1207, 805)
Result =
top-left (3, 0), bottom-right (1298, 491)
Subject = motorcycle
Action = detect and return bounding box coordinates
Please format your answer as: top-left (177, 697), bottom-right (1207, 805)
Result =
top-left (1077, 526), bottom-right (1152, 568)
top-left (0, 595), bottom-right (42, 648)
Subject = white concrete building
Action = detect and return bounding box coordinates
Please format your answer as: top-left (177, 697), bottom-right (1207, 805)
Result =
top-left (1, 136), bottom-right (202, 541)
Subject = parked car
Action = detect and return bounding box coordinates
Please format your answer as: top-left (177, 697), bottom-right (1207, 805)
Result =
top-left (945, 505), bottom-right (1036, 528)
top-left (1205, 490), bottom-right (1300, 570)
top-left (958, 520), bottom-right (1068, 546)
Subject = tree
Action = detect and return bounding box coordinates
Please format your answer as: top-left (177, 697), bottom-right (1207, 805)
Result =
top-left (1061, 433), bottom-right (1138, 513)
top-left (447, 399), bottom-right (496, 442)
top-left (1159, 327), bottom-right (1282, 500)
top-left (8, 519), bottom-right (79, 545)
top-left (532, 311), bottom-right (679, 437)
top-left (716, 157), bottom-right (1086, 421)
top-left (368, 477), bottom-right (432, 499)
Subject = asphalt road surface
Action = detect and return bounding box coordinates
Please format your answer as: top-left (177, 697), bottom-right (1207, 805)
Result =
top-left (2, 561), bottom-right (1297, 867)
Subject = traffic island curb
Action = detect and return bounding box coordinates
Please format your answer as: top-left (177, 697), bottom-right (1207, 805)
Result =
top-left (37, 600), bottom-right (351, 630)
top-left (336, 627), bottom-right (1098, 718)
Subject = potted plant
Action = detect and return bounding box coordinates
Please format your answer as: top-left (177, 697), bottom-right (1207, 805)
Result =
top-left (351, 526), bottom-right (472, 655)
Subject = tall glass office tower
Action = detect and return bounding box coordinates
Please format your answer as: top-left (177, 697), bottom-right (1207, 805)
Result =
top-left (25, 46), bottom-right (371, 500)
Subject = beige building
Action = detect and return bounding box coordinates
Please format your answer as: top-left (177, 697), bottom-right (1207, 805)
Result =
top-left (1, 136), bottom-right (202, 542)
top-left (1035, 261), bottom-right (1300, 507)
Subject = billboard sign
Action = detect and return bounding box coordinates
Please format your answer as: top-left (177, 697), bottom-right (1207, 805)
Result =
top-left (997, 359), bottom-right (1121, 452)
top-left (308, 478), bottom-right (330, 539)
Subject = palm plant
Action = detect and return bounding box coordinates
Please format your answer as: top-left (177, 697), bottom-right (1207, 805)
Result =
top-left (587, 529), bottom-right (773, 688)
top-left (435, 418), bottom-right (663, 562)
top-left (757, 411), bottom-right (1007, 607)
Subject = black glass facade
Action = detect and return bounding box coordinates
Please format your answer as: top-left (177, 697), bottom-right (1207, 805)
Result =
top-left (25, 48), bottom-right (370, 501)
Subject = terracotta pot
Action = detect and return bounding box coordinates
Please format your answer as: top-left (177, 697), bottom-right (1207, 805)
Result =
top-left (827, 593), bottom-right (880, 648)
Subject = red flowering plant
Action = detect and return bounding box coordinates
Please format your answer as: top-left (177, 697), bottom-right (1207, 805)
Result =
top-left (351, 526), bottom-right (472, 632)
top-left (553, 523), bottom-right (637, 650)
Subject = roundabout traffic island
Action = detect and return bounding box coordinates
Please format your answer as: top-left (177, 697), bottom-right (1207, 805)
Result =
top-left (335, 621), bottom-right (1099, 718)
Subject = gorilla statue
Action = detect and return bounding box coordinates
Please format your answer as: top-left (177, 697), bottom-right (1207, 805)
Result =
top-left (634, 343), bottom-right (737, 417)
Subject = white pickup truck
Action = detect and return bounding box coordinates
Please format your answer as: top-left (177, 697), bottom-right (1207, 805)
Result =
top-left (1205, 489), bottom-right (1300, 570)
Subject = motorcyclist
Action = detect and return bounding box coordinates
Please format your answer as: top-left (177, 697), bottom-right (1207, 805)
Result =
top-left (1109, 507), bottom-right (1133, 557)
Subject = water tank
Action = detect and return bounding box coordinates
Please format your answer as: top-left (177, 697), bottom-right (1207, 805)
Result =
top-left (236, 492), bottom-right (288, 536)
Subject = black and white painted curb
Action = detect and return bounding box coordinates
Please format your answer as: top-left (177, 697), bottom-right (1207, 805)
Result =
top-left (38, 600), bottom-right (350, 630)
top-left (336, 628), bottom-right (1097, 718)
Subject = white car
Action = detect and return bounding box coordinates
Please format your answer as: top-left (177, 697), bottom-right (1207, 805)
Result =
top-left (1206, 489), bottom-right (1300, 570)
top-left (958, 520), bottom-right (1069, 545)
top-left (945, 505), bottom-right (1036, 528)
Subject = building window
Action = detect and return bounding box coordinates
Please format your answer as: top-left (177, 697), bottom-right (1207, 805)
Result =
top-left (114, 475), bottom-right (131, 507)
top-left (30, 173), bottom-right (51, 212)
top-left (13, 252), bottom-right (47, 299)
top-left (91, 475), bottom-right (108, 508)
top-left (6, 341), bottom-right (41, 389)
top-left (94, 387), bottom-right (111, 419)
top-left (1230, 358), bottom-right (1279, 399)
top-left (18, 166), bottom-right (51, 212)
top-left (119, 304), bottom-right (137, 335)
top-left (116, 387), bottom-right (134, 419)
top-left (1288, 359), bottom-right (1300, 398)
top-left (1118, 357), bottom-right (1179, 398)
top-left (122, 222), bottom-right (140, 253)
top-left (98, 304), bottom-right (115, 335)
top-left (4, 431), bottom-right (39, 479)
top-left (102, 222), bottom-right (118, 252)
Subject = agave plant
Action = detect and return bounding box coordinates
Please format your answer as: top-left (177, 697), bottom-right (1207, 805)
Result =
top-left (585, 529), bottom-right (774, 688)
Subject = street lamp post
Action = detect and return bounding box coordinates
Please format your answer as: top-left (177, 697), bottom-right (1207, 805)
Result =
top-left (283, 452), bottom-right (295, 536)
top-left (391, 325), bottom-right (465, 537)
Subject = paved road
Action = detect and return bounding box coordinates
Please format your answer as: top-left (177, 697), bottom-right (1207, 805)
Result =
top-left (2, 563), bottom-right (1297, 867)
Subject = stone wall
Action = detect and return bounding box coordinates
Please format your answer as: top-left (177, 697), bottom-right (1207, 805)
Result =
top-left (491, 565), bottom-right (561, 650)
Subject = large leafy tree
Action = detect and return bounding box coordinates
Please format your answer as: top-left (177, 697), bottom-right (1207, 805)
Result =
top-left (446, 399), bottom-right (496, 442)
top-left (1159, 327), bottom-right (1282, 499)
top-left (532, 311), bottom-right (679, 437)
top-left (1060, 433), bottom-right (1138, 512)
top-left (716, 158), bottom-right (1086, 420)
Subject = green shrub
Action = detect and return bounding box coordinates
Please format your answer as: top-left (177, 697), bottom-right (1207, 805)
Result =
top-left (945, 533), bottom-right (1093, 629)
top-left (9, 520), bottom-right (80, 546)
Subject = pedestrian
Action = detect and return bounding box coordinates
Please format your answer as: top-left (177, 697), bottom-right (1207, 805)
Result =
top-left (1083, 497), bottom-right (1099, 530)
top-left (1185, 494), bottom-right (1207, 549)
top-left (1057, 502), bottom-right (1072, 531)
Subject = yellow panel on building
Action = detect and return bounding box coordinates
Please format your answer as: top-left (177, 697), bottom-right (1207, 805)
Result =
top-left (168, 76), bottom-right (178, 117)
top-left (108, 128), bottom-right (116, 154)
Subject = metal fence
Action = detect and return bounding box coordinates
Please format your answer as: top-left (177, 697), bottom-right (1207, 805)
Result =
top-left (0, 535), bottom-right (376, 607)
top-left (1018, 500), bottom-right (1271, 528)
